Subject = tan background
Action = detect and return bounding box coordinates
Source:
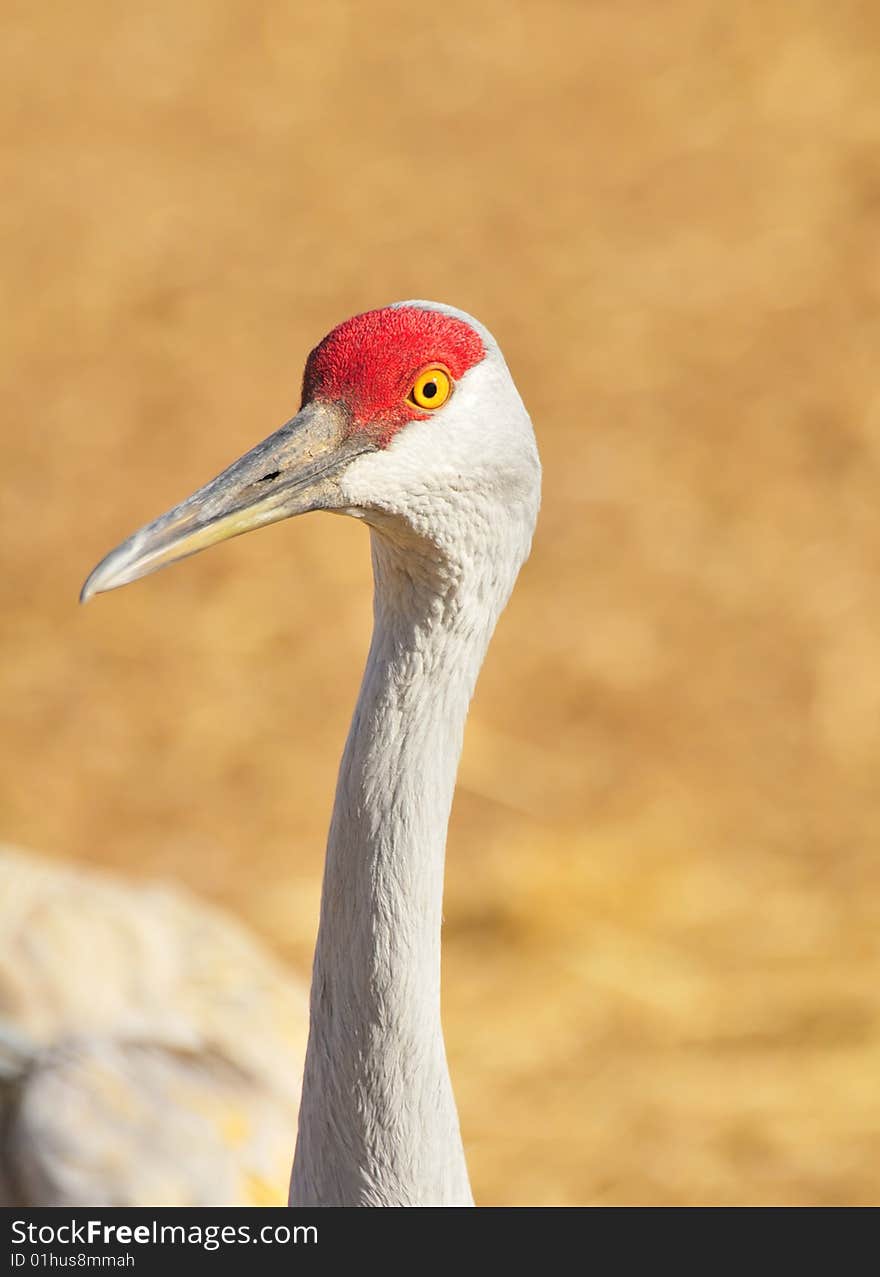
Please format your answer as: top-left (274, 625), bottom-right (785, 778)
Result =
top-left (2, 1), bottom-right (879, 1204)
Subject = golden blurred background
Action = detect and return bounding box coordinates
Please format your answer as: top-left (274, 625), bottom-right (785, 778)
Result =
top-left (2, 1), bottom-right (879, 1204)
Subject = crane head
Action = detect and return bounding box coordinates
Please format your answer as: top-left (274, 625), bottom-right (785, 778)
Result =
top-left (80, 301), bottom-right (540, 602)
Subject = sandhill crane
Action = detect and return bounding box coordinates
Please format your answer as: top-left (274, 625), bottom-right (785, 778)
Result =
top-left (81, 301), bottom-right (541, 1206)
top-left (0, 843), bottom-right (307, 1206)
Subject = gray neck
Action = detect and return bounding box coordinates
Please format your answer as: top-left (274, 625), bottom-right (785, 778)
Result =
top-left (289, 524), bottom-right (518, 1206)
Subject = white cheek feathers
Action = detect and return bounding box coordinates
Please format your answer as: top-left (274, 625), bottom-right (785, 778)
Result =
top-left (339, 348), bottom-right (541, 573)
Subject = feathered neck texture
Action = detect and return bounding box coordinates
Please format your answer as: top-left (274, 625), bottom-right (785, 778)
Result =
top-left (289, 512), bottom-right (529, 1206)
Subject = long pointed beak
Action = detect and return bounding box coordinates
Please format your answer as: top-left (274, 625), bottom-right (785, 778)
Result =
top-left (81, 400), bottom-right (366, 603)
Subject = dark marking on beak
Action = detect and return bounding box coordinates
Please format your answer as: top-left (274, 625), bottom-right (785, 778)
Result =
top-left (79, 399), bottom-right (371, 602)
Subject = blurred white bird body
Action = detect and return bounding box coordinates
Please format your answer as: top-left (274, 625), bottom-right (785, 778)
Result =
top-left (0, 844), bottom-right (307, 1206)
top-left (23, 300), bottom-right (540, 1206)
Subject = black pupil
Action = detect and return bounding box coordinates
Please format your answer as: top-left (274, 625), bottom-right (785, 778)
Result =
top-left (422, 380), bottom-right (438, 399)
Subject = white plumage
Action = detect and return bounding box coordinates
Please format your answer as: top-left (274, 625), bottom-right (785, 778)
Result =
top-left (65, 300), bottom-right (539, 1206)
top-left (0, 844), bottom-right (307, 1206)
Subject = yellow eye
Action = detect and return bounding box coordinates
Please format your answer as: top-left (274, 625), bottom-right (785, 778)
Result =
top-left (408, 366), bottom-right (452, 411)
